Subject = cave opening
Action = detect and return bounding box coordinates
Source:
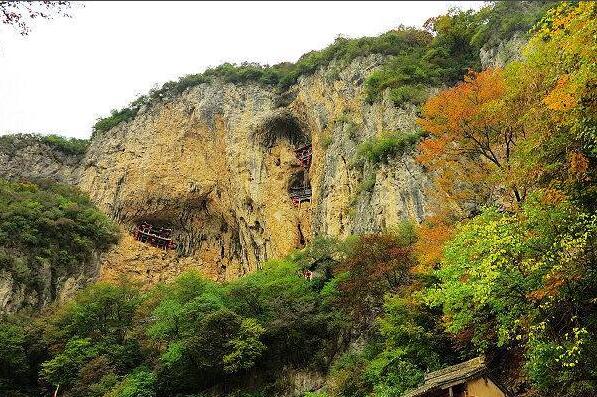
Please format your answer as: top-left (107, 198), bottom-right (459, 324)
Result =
top-left (294, 144), bottom-right (312, 169)
top-left (257, 110), bottom-right (310, 148)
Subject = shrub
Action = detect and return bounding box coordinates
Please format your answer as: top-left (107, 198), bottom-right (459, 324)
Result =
top-left (321, 135), bottom-right (333, 149)
top-left (0, 133), bottom-right (89, 156)
top-left (356, 131), bottom-right (422, 166)
top-left (105, 367), bottom-right (155, 397)
top-left (364, 49), bottom-right (435, 104)
top-left (358, 173), bottom-right (376, 194)
top-left (41, 134), bottom-right (89, 155)
top-left (349, 173), bottom-right (377, 208)
top-left (389, 85), bottom-right (428, 107)
top-left (327, 351), bottom-right (371, 397)
top-left (93, 108), bottom-right (138, 136)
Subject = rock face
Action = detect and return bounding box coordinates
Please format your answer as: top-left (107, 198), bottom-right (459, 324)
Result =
top-left (0, 251), bottom-right (101, 314)
top-left (0, 135), bottom-right (82, 184)
top-left (480, 34), bottom-right (527, 68)
top-left (0, 55), bottom-right (432, 286)
top-left (76, 55), bottom-right (432, 282)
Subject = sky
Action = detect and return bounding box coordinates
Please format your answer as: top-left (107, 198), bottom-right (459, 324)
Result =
top-left (0, 1), bottom-right (484, 139)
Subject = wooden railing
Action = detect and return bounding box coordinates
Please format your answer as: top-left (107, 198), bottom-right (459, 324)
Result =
top-left (289, 187), bottom-right (312, 206)
top-left (294, 145), bottom-right (312, 169)
top-left (133, 222), bottom-right (176, 250)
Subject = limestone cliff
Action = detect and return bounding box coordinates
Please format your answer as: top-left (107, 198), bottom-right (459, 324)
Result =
top-left (0, 134), bottom-right (82, 184)
top-left (76, 55), bottom-right (431, 283)
top-left (0, 56), bottom-right (432, 286)
top-left (0, 251), bottom-right (101, 314)
top-left (479, 34), bottom-right (526, 68)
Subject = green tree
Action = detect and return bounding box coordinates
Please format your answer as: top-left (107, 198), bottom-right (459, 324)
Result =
top-left (41, 338), bottom-right (97, 387)
top-left (425, 197), bottom-right (597, 395)
top-left (223, 318), bottom-right (266, 374)
top-left (0, 323), bottom-right (28, 390)
top-left (105, 367), bottom-right (155, 397)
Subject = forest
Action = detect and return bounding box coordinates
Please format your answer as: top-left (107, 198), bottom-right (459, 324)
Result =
top-left (0, 1), bottom-right (595, 397)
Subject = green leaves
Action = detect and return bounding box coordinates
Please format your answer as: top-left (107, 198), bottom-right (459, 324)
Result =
top-left (41, 338), bottom-right (97, 387)
top-left (223, 318), bottom-right (266, 374)
top-left (356, 131), bottom-right (422, 167)
top-left (105, 367), bottom-right (156, 397)
top-left (0, 323), bottom-right (28, 380)
top-left (425, 195), bottom-right (597, 394)
top-left (0, 179), bottom-right (119, 310)
top-left (41, 134), bottom-right (90, 155)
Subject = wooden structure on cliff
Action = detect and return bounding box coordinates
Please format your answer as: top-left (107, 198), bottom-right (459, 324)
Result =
top-left (133, 222), bottom-right (177, 250)
top-left (290, 144), bottom-right (312, 206)
top-left (289, 185), bottom-right (312, 206)
top-left (403, 357), bottom-right (511, 397)
top-left (294, 144), bottom-right (312, 169)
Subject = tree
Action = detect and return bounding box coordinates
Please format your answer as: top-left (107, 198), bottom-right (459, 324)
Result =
top-left (0, 322), bottom-right (28, 390)
top-left (423, 9), bottom-right (482, 84)
top-left (41, 283), bottom-right (143, 396)
top-left (424, 197), bottom-right (597, 395)
top-left (41, 338), bottom-right (97, 388)
top-left (0, 1), bottom-right (72, 36)
top-left (222, 318), bottom-right (266, 374)
top-left (363, 293), bottom-right (456, 397)
top-left (417, 68), bottom-right (525, 212)
top-left (414, 214), bottom-right (454, 271)
top-left (335, 234), bottom-right (415, 326)
top-left (104, 367), bottom-right (155, 397)
top-left (505, 1), bottom-right (597, 209)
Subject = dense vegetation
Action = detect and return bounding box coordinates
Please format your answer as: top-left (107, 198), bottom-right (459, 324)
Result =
top-left (363, 1), bottom-right (554, 105)
top-left (93, 1), bottom-right (553, 135)
top-left (416, 2), bottom-right (597, 395)
top-left (0, 179), bottom-right (119, 311)
top-left (2, 225), bottom-right (449, 397)
top-left (0, 133), bottom-right (90, 156)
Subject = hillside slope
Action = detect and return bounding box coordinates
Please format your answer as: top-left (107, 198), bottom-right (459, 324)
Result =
top-left (0, 1), bottom-right (551, 300)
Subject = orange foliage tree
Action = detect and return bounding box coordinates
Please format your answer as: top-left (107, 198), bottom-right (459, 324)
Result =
top-left (505, 1), bottom-right (596, 205)
top-left (417, 68), bottom-right (526, 212)
top-left (414, 215), bottom-right (454, 271)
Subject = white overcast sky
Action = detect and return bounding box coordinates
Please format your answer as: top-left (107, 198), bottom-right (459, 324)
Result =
top-left (0, 1), bottom-right (484, 139)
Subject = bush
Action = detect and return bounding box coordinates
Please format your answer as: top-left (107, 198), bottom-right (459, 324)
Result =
top-left (41, 134), bottom-right (89, 155)
top-left (389, 85), bottom-right (428, 107)
top-left (358, 174), bottom-right (376, 194)
top-left (364, 50), bottom-right (435, 104)
top-left (105, 367), bottom-right (155, 397)
top-left (321, 135), bottom-right (333, 149)
top-left (0, 133), bottom-right (89, 156)
top-left (93, 108), bottom-right (138, 136)
top-left (356, 131), bottom-right (422, 166)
